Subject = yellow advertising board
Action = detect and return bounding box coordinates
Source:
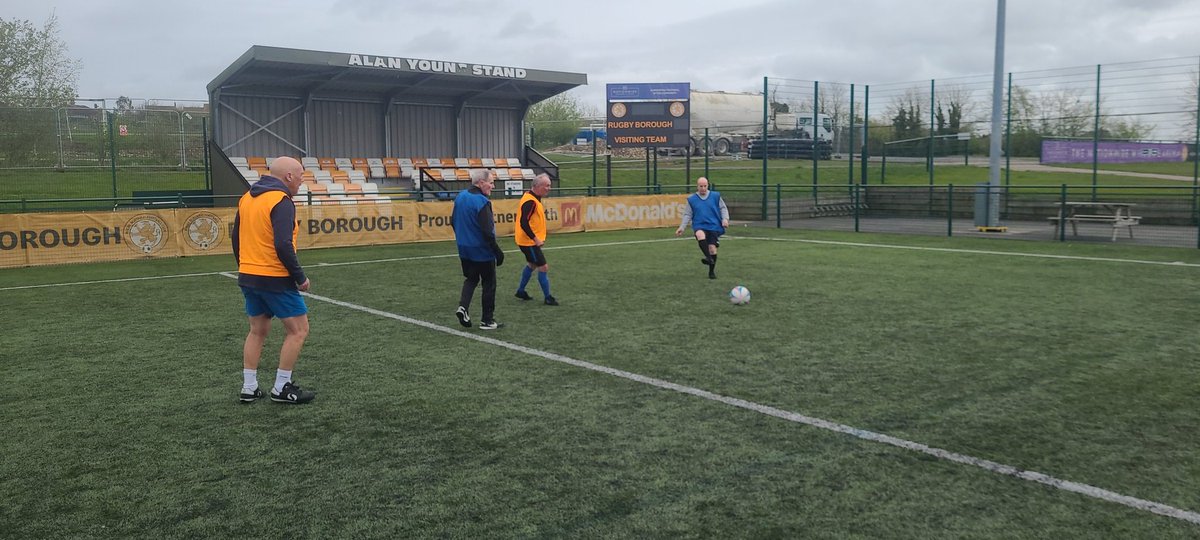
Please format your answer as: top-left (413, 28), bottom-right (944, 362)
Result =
top-left (298, 202), bottom-right (416, 249)
top-left (577, 194), bottom-right (689, 231)
top-left (0, 194), bottom-right (688, 269)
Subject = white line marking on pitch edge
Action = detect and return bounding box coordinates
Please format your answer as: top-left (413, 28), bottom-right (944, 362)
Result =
top-left (727, 235), bottom-right (1200, 268)
top-left (0, 238), bottom-right (681, 292)
top-left (4, 234), bottom-right (1194, 293)
top-left (215, 271), bottom-right (1200, 526)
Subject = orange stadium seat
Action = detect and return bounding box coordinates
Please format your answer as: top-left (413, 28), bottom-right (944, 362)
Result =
top-left (331, 170), bottom-right (350, 183)
top-left (381, 157), bottom-right (400, 178)
top-left (509, 168), bottom-right (524, 180)
top-left (468, 158), bottom-right (483, 167)
top-left (247, 157), bottom-right (267, 169)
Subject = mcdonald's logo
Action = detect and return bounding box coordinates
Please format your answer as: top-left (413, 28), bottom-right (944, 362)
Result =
top-left (560, 202), bottom-right (581, 227)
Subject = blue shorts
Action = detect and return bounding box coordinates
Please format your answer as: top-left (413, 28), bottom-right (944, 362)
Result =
top-left (241, 286), bottom-right (308, 319)
top-left (699, 230), bottom-right (722, 247)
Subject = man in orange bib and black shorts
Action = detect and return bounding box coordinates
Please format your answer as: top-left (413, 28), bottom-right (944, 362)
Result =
top-left (514, 173), bottom-right (558, 306)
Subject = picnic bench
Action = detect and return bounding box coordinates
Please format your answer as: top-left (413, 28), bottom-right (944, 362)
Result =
top-left (1047, 201), bottom-right (1141, 241)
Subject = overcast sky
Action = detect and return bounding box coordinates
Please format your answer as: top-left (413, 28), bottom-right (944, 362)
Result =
top-left (6, 0), bottom-right (1200, 109)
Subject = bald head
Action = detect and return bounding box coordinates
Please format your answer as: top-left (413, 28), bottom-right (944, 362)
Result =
top-left (696, 176), bottom-right (709, 195)
top-left (270, 156), bottom-right (304, 195)
top-left (270, 156), bottom-right (303, 179)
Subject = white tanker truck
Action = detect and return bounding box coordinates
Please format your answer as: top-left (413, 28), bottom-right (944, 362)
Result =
top-left (688, 90), bottom-right (832, 158)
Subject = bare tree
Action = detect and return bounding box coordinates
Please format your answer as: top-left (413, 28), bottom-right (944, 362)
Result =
top-left (0, 14), bottom-right (80, 107)
top-left (1031, 87), bottom-right (1094, 137)
top-left (1179, 69), bottom-right (1199, 141)
top-left (936, 84), bottom-right (980, 133)
top-left (794, 83), bottom-right (851, 130)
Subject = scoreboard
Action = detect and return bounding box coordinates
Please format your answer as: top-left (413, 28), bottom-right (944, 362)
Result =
top-left (606, 83), bottom-right (690, 148)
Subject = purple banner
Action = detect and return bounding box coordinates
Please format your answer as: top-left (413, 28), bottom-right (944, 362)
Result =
top-left (1041, 140), bottom-right (1189, 164)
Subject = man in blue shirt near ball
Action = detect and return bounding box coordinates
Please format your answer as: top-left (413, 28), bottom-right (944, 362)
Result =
top-left (676, 176), bottom-right (729, 279)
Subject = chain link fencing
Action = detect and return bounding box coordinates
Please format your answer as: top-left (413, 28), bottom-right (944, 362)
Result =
top-left (0, 102), bottom-right (211, 211)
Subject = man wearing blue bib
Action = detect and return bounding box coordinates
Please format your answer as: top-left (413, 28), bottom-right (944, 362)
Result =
top-left (452, 168), bottom-right (506, 330)
top-left (675, 177), bottom-right (729, 280)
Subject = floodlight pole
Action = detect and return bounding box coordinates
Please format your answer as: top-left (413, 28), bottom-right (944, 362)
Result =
top-left (986, 0), bottom-right (1006, 227)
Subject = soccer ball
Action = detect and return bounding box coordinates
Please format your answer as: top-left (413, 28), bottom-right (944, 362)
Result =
top-left (729, 285), bottom-right (751, 305)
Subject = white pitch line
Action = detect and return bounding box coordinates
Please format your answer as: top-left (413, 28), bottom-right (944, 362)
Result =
top-left (223, 273), bottom-right (1200, 526)
top-left (0, 271), bottom-right (227, 291)
top-left (727, 235), bottom-right (1200, 268)
top-left (0, 238), bottom-right (682, 292)
top-left (4, 233), bottom-right (1195, 292)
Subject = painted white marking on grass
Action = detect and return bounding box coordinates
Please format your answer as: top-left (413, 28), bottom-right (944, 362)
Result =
top-left (0, 238), bottom-right (682, 292)
top-left (726, 235), bottom-right (1200, 268)
top-left (0, 271), bottom-right (225, 291)
top-left (252, 279), bottom-right (1200, 526)
top-left (5, 234), bottom-right (1193, 292)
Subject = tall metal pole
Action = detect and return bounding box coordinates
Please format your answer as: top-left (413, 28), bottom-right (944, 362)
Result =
top-left (929, 79), bottom-right (935, 216)
top-left (178, 111), bottom-right (187, 170)
top-left (108, 112), bottom-right (118, 200)
top-left (1005, 72), bottom-right (1012, 189)
top-left (986, 0), bottom-right (1006, 227)
top-left (813, 80), bottom-right (819, 199)
top-left (1092, 64), bottom-right (1101, 201)
top-left (761, 77), bottom-right (769, 220)
top-left (849, 84), bottom-right (856, 190)
top-left (862, 85), bottom-right (869, 185)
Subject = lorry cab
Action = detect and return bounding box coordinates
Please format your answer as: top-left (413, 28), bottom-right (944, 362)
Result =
top-left (794, 114), bottom-right (834, 140)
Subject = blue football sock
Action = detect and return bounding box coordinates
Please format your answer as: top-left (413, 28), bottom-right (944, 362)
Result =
top-left (537, 271), bottom-right (551, 298)
top-left (517, 266), bottom-right (532, 293)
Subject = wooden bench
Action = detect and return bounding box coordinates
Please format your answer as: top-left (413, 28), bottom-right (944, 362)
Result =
top-left (1047, 214), bottom-right (1141, 241)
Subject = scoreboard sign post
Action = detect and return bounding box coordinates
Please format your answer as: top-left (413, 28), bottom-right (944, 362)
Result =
top-left (606, 83), bottom-right (690, 148)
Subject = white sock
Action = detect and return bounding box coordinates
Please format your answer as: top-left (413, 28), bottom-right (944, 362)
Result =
top-left (242, 369), bottom-right (257, 391)
top-left (273, 369), bottom-right (293, 393)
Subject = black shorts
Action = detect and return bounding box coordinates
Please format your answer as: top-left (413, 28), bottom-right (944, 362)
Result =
top-left (519, 245), bottom-right (547, 266)
top-left (699, 230), bottom-right (722, 247)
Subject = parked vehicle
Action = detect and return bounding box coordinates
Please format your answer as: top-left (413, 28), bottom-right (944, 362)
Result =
top-left (689, 90), bottom-right (832, 159)
top-left (574, 127), bottom-right (606, 144)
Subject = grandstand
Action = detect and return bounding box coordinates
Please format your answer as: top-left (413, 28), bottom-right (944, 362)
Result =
top-left (226, 153), bottom-right (538, 205)
top-left (207, 46), bottom-right (586, 204)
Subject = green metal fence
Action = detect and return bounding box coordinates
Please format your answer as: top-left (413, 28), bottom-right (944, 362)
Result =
top-left (0, 105), bottom-right (211, 202)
